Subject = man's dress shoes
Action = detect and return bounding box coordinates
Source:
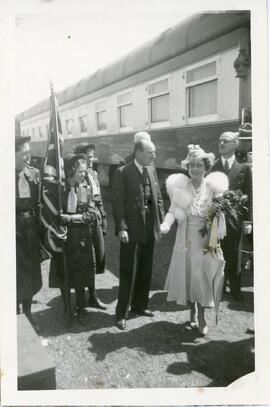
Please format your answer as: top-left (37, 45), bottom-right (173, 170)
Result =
top-left (116, 318), bottom-right (126, 330)
top-left (131, 309), bottom-right (154, 317)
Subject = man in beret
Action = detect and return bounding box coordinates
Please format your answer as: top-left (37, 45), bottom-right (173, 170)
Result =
top-left (74, 142), bottom-right (107, 310)
top-left (15, 136), bottom-right (42, 322)
top-left (210, 131), bottom-right (253, 301)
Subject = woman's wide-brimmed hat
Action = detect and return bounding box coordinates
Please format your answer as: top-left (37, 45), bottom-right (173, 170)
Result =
top-left (181, 144), bottom-right (215, 169)
top-left (74, 142), bottom-right (96, 154)
top-left (64, 152), bottom-right (87, 173)
top-left (15, 135), bottom-right (31, 150)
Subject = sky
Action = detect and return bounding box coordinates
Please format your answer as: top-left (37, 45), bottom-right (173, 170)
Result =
top-left (13, 0), bottom-right (195, 114)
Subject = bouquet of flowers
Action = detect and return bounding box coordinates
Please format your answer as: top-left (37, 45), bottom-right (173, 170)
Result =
top-left (207, 190), bottom-right (248, 231)
top-left (200, 190), bottom-right (248, 252)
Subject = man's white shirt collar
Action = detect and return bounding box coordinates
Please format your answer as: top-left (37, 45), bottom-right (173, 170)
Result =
top-left (134, 159), bottom-right (144, 174)
top-left (221, 154), bottom-right (235, 169)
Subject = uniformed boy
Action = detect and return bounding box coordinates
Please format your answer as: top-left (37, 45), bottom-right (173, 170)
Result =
top-left (15, 136), bottom-right (42, 321)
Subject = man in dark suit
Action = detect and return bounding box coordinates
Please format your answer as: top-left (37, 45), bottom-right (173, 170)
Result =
top-left (210, 131), bottom-right (252, 301)
top-left (112, 138), bottom-right (164, 330)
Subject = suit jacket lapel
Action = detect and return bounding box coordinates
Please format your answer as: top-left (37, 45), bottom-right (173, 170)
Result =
top-left (228, 159), bottom-right (240, 182)
top-left (130, 162), bottom-right (143, 194)
top-left (147, 166), bottom-right (157, 202)
top-left (129, 162), bottom-right (145, 220)
top-left (213, 158), bottom-right (224, 173)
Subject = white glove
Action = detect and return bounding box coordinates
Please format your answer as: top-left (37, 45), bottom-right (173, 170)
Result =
top-left (160, 222), bottom-right (171, 234)
top-left (119, 230), bottom-right (129, 243)
top-left (243, 222), bottom-right (252, 235)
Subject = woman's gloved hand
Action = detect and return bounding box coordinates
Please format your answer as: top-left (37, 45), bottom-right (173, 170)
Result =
top-left (160, 222), bottom-right (170, 234)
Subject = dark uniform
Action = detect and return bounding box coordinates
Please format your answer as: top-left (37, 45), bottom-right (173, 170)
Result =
top-left (16, 165), bottom-right (42, 316)
top-left (85, 168), bottom-right (107, 274)
top-left (49, 180), bottom-right (96, 312)
top-left (73, 143), bottom-right (107, 309)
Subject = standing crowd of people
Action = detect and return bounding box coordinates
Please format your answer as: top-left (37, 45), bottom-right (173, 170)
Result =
top-left (16, 128), bottom-right (252, 336)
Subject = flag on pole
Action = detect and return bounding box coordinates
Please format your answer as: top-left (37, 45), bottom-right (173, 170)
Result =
top-left (40, 86), bottom-right (67, 260)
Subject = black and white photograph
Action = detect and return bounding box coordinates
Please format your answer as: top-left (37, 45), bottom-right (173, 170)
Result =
top-left (0, 0), bottom-right (269, 405)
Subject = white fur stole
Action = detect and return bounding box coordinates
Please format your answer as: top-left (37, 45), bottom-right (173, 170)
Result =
top-left (165, 172), bottom-right (228, 222)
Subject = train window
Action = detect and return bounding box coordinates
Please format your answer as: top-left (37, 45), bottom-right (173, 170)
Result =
top-left (119, 104), bottom-right (133, 128)
top-left (79, 115), bottom-right (87, 133)
top-left (188, 81), bottom-right (217, 117)
top-left (186, 60), bottom-right (218, 122)
top-left (95, 99), bottom-right (107, 131)
top-left (117, 91), bottom-right (133, 129)
top-left (22, 130), bottom-right (25, 137)
top-left (32, 127), bottom-right (35, 140)
top-left (96, 111), bottom-right (107, 131)
top-left (26, 129), bottom-right (30, 138)
top-left (148, 78), bottom-right (169, 125)
top-left (66, 119), bottom-right (73, 136)
top-left (46, 124), bottom-right (49, 138)
top-left (38, 126), bottom-right (43, 139)
top-left (150, 94), bottom-right (169, 122)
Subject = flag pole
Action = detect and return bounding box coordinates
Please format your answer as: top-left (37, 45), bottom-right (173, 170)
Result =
top-left (50, 82), bottom-right (72, 326)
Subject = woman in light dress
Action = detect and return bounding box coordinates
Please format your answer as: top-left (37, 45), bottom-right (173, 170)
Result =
top-left (161, 145), bottom-right (228, 335)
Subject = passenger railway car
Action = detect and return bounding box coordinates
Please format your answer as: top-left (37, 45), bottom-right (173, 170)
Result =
top-left (15, 11), bottom-right (251, 187)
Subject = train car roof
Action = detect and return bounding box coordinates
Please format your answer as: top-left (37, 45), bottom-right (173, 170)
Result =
top-left (17, 11), bottom-right (250, 121)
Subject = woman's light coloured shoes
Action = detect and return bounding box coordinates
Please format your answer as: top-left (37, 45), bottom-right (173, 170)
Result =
top-left (189, 306), bottom-right (198, 328)
top-left (197, 303), bottom-right (208, 336)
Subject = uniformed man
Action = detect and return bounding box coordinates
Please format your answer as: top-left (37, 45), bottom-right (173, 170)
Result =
top-left (74, 142), bottom-right (107, 310)
top-left (15, 135), bottom-right (42, 321)
top-left (210, 131), bottom-right (253, 301)
top-left (235, 123), bottom-right (252, 164)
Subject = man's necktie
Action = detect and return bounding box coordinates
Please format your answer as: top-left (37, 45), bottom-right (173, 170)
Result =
top-left (67, 186), bottom-right (77, 213)
top-left (18, 171), bottom-right (31, 198)
top-left (224, 159), bottom-right (230, 175)
top-left (142, 167), bottom-right (152, 207)
top-left (142, 167), bottom-right (148, 184)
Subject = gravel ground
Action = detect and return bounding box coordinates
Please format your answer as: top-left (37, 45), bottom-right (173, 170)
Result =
top-left (23, 194), bottom-right (255, 389)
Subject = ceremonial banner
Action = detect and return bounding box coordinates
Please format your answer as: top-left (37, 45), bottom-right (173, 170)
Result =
top-left (40, 86), bottom-right (66, 260)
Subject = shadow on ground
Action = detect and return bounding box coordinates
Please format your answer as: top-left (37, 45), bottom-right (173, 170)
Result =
top-left (87, 320), bottom-right (198, 361)
top-left (32, 292), bottom-right (117, 337)
top-left (167, 336), bottom-right (255, 387)
top-left (87, 319), bottom-right (254, 387)
top-left (149, 291), bottom-right (188, 313)
top-left (224, 290), bottom-right (254, 313)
